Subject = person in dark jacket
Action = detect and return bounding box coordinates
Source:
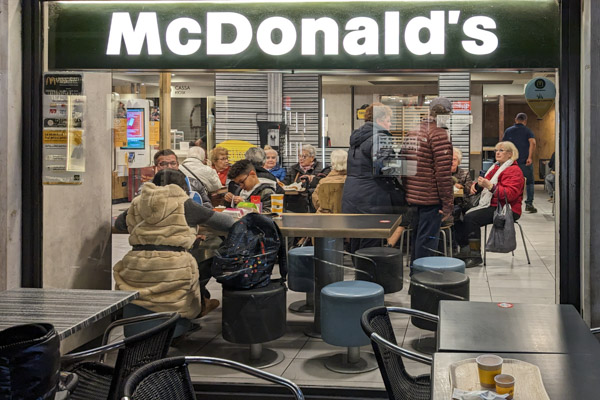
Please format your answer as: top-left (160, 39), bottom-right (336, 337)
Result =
top-left (342, 102), bottom-right (406, 252)
top-left (284, 144), bottom-right (323, 213)
top-left (403, 97), bottom-right (454, 261)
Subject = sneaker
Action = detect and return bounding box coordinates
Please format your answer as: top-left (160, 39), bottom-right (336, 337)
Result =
top-left (525, 204), bottom-right (537, 213)
top-left (200, 298), bottom-right (220, 317)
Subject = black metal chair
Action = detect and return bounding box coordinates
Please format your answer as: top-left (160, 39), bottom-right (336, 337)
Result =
top-left (61, 312), bottom-right (179, 400)
top-left (121, 356), bottom-right (305, 400)
top-left (361, 306), bottom-right (438, 400)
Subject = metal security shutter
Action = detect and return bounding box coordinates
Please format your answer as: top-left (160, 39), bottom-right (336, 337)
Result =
top-left (281, 74), bottom-right (321, 168)
top-left (214, 73), bottom-right (268, 146)
top-left (439, 72), bottom-right (471, 170)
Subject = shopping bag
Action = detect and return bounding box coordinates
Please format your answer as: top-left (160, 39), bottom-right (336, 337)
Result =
top-left (485, 191), bottom-right (517, 253)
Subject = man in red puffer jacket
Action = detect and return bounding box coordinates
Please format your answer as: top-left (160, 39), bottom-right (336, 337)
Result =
top-left (403, 98), bottom-right (454, 264)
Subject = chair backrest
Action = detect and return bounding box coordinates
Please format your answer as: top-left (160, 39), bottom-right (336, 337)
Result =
top-left (360, 307), bottom-right (430, 400)
top-left (109, 312), bottom-right (180, 399)
top-left (122, 356), bottom-right (305, 400)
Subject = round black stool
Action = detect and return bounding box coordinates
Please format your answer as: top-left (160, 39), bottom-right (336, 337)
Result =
top-left (222, 281), bottom-right (286, 368)
top-left (287, 246), bottom-right (315, 314)
top-left (354, 247), bottom-right (404, 294)
top-left (409, 271), bottom-right (470, 331)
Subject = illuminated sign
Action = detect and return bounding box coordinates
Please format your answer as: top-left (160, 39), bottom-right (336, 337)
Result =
top-left (47, 1), bottom-right (559, 70)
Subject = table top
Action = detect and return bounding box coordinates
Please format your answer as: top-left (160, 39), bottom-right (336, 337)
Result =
top-left (0, 288), bottom-right (138, 340)
top-left (437, 301), bottom-right (600, 354)
top-left (276, 213), bottom-right (402, 238)
top-left (432, 352), bottom-right (600, 399)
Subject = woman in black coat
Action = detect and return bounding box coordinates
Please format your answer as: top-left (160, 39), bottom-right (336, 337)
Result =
top-left (342, 103), bottom-right (406, 252)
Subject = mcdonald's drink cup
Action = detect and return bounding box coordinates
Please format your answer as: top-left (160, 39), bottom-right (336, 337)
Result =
top-left (271, 194), bottom-right (284, 213)
top-left (476, 354), bottom-right (503, 388)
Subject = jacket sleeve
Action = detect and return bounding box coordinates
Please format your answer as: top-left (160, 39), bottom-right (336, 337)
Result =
top-left (495, 166), bottom-right (524, 205)
top-left (185, 199), bottom-right (234, 231)
top-left (312, 182), bottom-right (321, 210)
top-left (260, 188), bottom-right (275, 213)
top-left (205, 169), bottom-right (223, 192)
top-left (431, 128), bottom-right (454, 215)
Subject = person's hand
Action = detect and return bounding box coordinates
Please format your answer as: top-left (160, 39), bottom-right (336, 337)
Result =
top-left (526, 157), bottom-right (532, 166)
top-left (224, 192), bottom-right (234, 202)
top-left (470, 182), bottom-right (477, 195)
top-left (477, 177), bottom-right (493, 190)
top-left (439, 209), bottom-right (452, 222)
top-left (233, 196), bottom-right (244, 204)
top-left (300, 174), bottom-right (314, 182)
top-left (196, 234), bottom-right (207, 241)
top-left (454, 183), bottom-right (463, 189)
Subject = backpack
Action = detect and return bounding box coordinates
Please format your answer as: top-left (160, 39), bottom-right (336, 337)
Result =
top-left (211, 213), bottom-right (287, 290)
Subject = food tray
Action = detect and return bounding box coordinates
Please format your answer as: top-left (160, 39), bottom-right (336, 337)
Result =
top-left (449, 358), bottom-right (550, 400)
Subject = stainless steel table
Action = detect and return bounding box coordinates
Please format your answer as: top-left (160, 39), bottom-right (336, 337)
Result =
top-left (277, 213), bottom-right (401, 336)
top-left (0, 288), bottom-right (138, 353)
top-left (437, 301), bottom-right (600, 354)
top-left (432, 352), bottom-right (600, 399)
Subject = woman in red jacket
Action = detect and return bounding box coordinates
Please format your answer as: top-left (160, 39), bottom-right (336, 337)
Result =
top-left (458, 141), bottom-right (524, 268)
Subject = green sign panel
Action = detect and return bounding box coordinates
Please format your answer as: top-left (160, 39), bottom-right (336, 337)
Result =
top-left (47, 1), bottom-right (559, 70)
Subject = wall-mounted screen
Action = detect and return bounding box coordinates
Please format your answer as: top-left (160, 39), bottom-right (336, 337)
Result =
top-left (122, 108), bottom-right (145, 149)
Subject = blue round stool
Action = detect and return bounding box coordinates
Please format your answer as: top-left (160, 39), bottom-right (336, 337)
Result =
top-left (321, 281), bottom-right (384, 373)
top-left (287, 246), bottom-right (315, 314)
top-left (412, 256), bottom-right (466, 274)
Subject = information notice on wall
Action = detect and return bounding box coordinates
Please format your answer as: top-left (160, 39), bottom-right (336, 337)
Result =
top-left (42, 73), bottom-right (86, 184)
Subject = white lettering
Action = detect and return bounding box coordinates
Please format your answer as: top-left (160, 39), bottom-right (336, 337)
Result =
top-left (404, 11), bottom-right (445, 55)
top-left (106, 12), bottom-right (162, 55)
top-left (207, 12), bottom-right (252, 55)
top-left (301, 17), bottom-right (339, 55)
top-left (257, 17), bottom-right (297, 56)
top-left (166, 18), bottom-right (201, 56)
top-left (462, 16), bottom-right (498, 55)
top-left (384, 11), bottom-right (400, 55)
top-left (343, 17), bottom-right (378, 56)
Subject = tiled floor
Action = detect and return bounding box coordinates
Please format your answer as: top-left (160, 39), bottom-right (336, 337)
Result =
top-left (111, 185), bottom-right (556, 390)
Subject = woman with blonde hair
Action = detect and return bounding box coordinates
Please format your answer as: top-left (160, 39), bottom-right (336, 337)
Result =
top-left (312, 150), bottom-right (347, 213)
top-left (457, 141), bottom-right (524, 267)
top-left (209, 146), bottom-right (230, 186)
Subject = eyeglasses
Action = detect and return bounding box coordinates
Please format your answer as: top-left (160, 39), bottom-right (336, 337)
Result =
top-left (217, 157), bottom-right (228, 161)
top-left (495, 149), bottom-right (508, 153)
top-left (299, 154), bottom-right (311, 159)
top-left (236, 174), bottom-right (250, 186)
top-left (157, 161), bottom-right (178, 167)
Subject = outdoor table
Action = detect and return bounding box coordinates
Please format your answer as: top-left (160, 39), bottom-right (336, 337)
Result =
top-left (437, 301), bottom-right (600, 354)
top-left (431, 351), bottom-right (600, 399)
top-left (0, 288), bottom-right (138, 353)
top-left (277, 213), bottom-right (401, 336)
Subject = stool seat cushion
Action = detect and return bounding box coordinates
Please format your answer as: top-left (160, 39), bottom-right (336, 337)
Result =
top-left (287, 246), bottom-right (315, 293)
top-left (222, 281), bottom-right (286, 344)
top-left (412, 256), bottom-right (466, 274)
top-left (355, 247), bottom-right (403, 294)
top-left (321, 281), bottom-right (384, 347)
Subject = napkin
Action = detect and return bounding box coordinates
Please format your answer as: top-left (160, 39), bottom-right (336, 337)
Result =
top-left (452, 389), bottom-right (510, 400)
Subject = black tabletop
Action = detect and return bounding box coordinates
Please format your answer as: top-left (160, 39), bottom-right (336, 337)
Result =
top-left (277, 213), bottom-right (401, 238)
top-left (437, 301), bottom-right (600, 354)
top-left (432, 352), bottom-right (600, 399)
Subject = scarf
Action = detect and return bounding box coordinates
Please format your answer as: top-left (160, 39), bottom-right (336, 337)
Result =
top-left (466, 159), bottom-right (514, 214)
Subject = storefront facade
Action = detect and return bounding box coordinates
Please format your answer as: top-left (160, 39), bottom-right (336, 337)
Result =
top-left (1, 0), bottom-right (596, 324)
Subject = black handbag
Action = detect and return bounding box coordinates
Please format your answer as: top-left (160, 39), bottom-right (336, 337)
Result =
top-left (485, 190), bottom-right (517, 253)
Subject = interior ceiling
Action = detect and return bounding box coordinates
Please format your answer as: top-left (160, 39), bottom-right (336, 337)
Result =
top-left (112, 71), bottom-right (555, 100)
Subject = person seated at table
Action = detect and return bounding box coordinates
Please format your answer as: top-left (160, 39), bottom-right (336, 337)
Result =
top-left (312, 149), bottom-right (347, 213)
top-left (264, 146), bottom-right (287, 182)
top-left (545, 152), bottom-right (555, 202)
top-left (284, 144), bottom-right (323, 213)
top-left (457, 141), bottom-right (524, 268)
top-left (210, 146), bottom-right (230, 186)
top-left (113, 169), bottom-right (235, 322)
top-left (227, 159), bottom-right (276, 213)
top-left (180, 146), bottom-right (223, 193)
top-left (450, 148), bottom-right (474, 251)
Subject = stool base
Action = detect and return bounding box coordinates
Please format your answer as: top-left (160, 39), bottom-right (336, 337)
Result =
top-left (289, 295), bottom-right (314, 314)
top-left (324, 349), bottom-right (378, 374)
top-left (219, 344), bottom-right (284, 369)
top-left (411, 336), bottom-right (436, 355)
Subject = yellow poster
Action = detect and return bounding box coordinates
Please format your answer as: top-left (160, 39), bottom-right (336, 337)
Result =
top-left (43, 129), bottom-right (68, 144)
top-left (150, 121), bottom-right (160, 146)
top-left (114, 118), bottom-right (127, 147)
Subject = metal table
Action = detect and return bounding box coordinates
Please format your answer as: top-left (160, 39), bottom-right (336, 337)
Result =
top-left (277, 213), bottom-right (401, 336)
top-left (432, 352), bottom-right (600, 399)
top-left (0, 288), bottom-right (138, 353)
top-left (437, 301), bottom-right (600, 354)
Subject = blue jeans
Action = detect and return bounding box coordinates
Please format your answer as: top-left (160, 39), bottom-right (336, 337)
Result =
top-left (411, 204), bottom-right (443, 261)
top-left (519, 164), bottom-right (535, 205)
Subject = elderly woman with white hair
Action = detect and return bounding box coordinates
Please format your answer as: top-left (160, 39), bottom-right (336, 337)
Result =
top-left (284, 144), bottom-right (324, 213)
top-left (312, 150), bottom-right (347, 213)
top-left (180, 146), bottom-right (222, 193)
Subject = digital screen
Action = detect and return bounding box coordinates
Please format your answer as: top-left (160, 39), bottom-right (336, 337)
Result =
top-left (122, 108), bottom-right (145, 149)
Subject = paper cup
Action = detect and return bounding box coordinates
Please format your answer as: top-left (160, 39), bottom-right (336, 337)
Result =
top-left (476, 354), bottom-right (503, 388)
top-left (495, 374), bottom-right (515, 399)
top-left (271, 194), bottom-right (284, 213)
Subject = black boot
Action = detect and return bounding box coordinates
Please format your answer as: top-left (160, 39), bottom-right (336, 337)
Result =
top-left (464, 239), bottom-right (483, 268)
